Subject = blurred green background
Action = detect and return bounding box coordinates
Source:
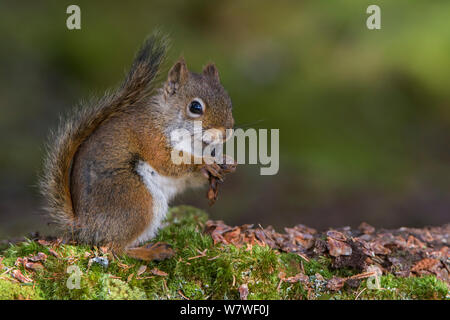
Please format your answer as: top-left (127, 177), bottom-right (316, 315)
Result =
top-left (1, 0), bottom-right (449, 238)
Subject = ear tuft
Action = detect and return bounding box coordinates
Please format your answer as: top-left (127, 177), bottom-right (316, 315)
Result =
top-left (203, 63), bottom-right (220, 82)
top-left (166, 57), bottom-right (188, 95)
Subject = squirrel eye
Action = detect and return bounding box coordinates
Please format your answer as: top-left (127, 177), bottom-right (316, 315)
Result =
top-left (187, 99), bottom-right (204, 118)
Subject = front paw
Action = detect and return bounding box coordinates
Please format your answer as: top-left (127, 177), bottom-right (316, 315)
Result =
top-left (200, 154), bottom-right (237, 181)
top-left (200, 154), bottom-right (237, 206)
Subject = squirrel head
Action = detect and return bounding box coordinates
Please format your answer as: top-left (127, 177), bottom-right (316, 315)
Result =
top-left (160, 57), bottom-right (234, 146)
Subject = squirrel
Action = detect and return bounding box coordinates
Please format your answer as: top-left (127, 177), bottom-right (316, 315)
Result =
top-left (39, 33), bottom-right (236, 261)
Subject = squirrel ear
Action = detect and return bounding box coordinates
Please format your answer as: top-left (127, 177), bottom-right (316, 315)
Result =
top-left (203, 63), bottom-right (220, 82)
top-left (166, 57), bottom-right (188, 95)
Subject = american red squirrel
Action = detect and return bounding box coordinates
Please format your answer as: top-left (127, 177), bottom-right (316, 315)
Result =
top-left (39, 33), bottom-right (236, 260)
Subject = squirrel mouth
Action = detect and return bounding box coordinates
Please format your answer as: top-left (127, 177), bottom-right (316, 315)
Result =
top-left (201, 141), bottom-right (218, 157)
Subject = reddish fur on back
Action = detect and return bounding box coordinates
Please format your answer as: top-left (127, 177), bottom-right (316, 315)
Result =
top-left (39, 33), bottom-right (168, 229)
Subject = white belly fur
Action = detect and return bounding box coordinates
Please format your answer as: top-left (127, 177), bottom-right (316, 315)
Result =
top-left (133, 160), bottom-right (205, 245)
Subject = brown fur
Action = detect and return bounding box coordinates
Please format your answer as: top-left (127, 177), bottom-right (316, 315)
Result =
top-left (39, 33), bottom-right (234, 252)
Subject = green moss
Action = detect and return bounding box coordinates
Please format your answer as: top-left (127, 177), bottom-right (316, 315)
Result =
top-left (0, 280), bottom-right (43, 300)
top-left (100, 278), bottom-right (147, 300)
top-left (0, 206), bottom-right (448, 300)
top-left (358, 274), bottom-right (449, 300)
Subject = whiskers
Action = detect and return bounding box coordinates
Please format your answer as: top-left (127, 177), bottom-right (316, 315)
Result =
top-left (233, 119), bottom-right (265, 130)
top-left (183, 119), bottom-right (265, 142)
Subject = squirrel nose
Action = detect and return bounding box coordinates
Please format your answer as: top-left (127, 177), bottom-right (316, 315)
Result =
top-left (203, 127), bottom-right (227, 144)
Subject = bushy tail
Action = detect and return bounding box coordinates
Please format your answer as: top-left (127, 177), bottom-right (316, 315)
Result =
top-left (39, 32), bottom-right (169, 228)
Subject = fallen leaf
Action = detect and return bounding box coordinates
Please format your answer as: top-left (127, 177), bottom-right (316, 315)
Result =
top-left (53, 238), bottom-right (63, 247)
top-left (314, 273), bottom-right (325, 281)
top-left (151, 268), bottom-right (168, 277)
top-left (224, 227), bottom-right (241, 244)
top-left (358, 222), bottom-right (375, 235)
top-left (24, 262), bottom-right (44, 271)
top-left (48, 249), bottom-right (59, 258)
top-left (28, 252), bottom-right (48, 262)
top-left (326, 230), bottom-right (347, 241)
top-left (37, 240), bottom-right (51, 246)
top-left (127, 273), bottom-right (134, 282)
top-left (406, 235), bottom-right (426, 249)
top-left (15, 257), bottom-right (27, 267)
top-left (137, 265), bottom-right (147, 276)
top-left (411, 258), bottom-right (440, 273)
top-left (117, 262), bottom-right (133, 270)
top-left (279, 272), bottom-right (309, 284)
top-left (327, 237), bottom-right (352, 257)
top-left (11, 270), bottom-right (33, 283)
top-left (326, 276), bottom-right (346, 291)
top-left (100, 246), bottom-right (109, 254)
top-left (369, 242), bottom-right (391, 255)
top-left (238, 284), bottom-right (249, 300)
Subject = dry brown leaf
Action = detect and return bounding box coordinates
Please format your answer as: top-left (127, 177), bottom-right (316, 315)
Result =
top-left (406, 235), bottom-right (425, 249)
top-left (238, 284), bottom-right (249, 300)
top-left (411, 258), bottom-right (440, 273)
top-left (326, 230), bottom-right (347, 241)
top-left (326, 276), bottom-right (346, 291)
top-left (11, 269), bottom-right (33, 283)
top-left (224, 227), bottom-right (241, 244)
top-left (100, 246), bottom-right (109, 255)
top-left (203, 218), bottom-right (450, 287)
top-left (37, 240), bottom-right (51, 246)
top-left (28, 252), bottom-right (48, 262)
top-left (127, 273), bottom-right (134, 282)
top-left (137, 265), bottom-right (147, 276)
top-left (24, 262), bottom-right (44, 271)
top-left (369, 242), bottom-right (391, 255)
top-left (314, 273), bottom-right (325, 281)
top-left (15, 257), bottom-right (27, 267)
top-left (53, 238), bottom-right (63, 247)
top-left (358, 222), bottom-right (375, 235)
top-left (279, 272), bottom-right (309, 284)
top-left (117, 262), bottom-right (134, 270)
top-left (151, 267), bottom-right (168, 277)
top-left (327, 237), bottom-right (352, 257)
top-left (48, 249), bottom-right (59, 258)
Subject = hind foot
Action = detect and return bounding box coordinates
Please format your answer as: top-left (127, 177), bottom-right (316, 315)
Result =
top-left (125, 242), bottom-right (175, 261)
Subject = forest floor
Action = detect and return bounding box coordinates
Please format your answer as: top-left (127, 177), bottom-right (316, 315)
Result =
top-left (0, 206), bottom-right (448, 300)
